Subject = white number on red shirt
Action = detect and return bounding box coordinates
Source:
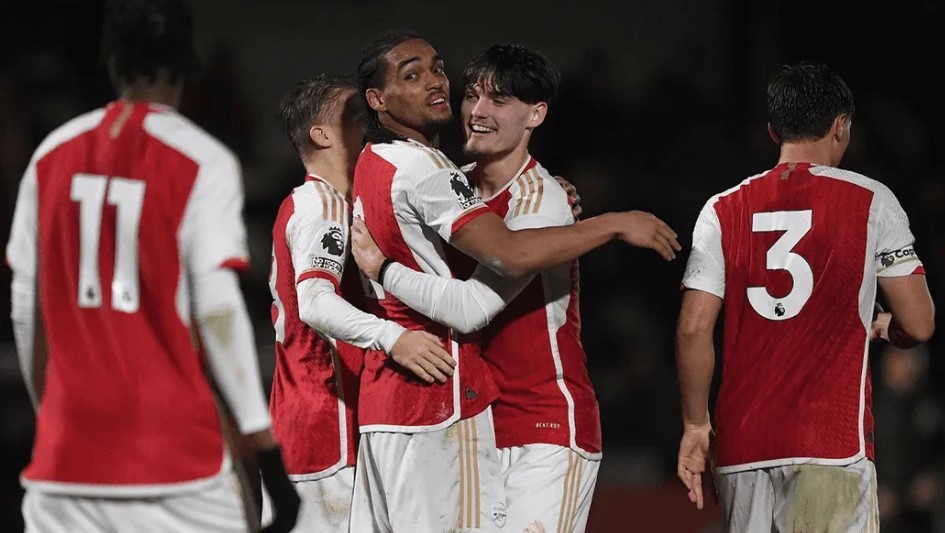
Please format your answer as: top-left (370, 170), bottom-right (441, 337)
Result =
top-left (70, 173), bottom-right (145, 312)
top-left (747, 210), bottom-right (813, 321)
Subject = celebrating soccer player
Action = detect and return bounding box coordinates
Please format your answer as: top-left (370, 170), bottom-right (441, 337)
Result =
top-left (265, 74), bottom-right (456, 532)
top-left (351, 43), bottom-right (607, 532)
top-left (675, 62), bottom-right (935, 531)
top-left (348, 31), bottom-right (679, 531)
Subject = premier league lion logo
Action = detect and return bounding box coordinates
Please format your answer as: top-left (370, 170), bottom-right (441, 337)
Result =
top-left (321, 226), bottom-right (344, 256)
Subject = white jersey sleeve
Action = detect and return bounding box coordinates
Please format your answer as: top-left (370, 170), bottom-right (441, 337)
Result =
top-left (182, 149), bottom-right (269, 434)
top-left (180, 150), bottom-right (250, 274)
top-left (873, 184), bottom-right (923, 277)
top-left (7, 159), bottom-right (40, 408)
top-left (681, 199), bottom-right (726, 298)
top-left (404, 147), bottom-right (489, 242)
top-left (286, 183), bottom-right (406, 352)
top-left (380, 167), bottom-right (572, 334)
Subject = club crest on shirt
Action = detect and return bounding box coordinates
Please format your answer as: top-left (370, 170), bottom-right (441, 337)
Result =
top-left (877, 245), bottom-right (918, 271)
top-left (490, 502), bottom-right (507, 528)
top-left (450, 171), bottom-right (479, 210)
top-left (320, 225), bottom-right (345, 257)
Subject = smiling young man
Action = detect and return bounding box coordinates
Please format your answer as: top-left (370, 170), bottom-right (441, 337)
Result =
top-left (351, 44), bottom-right (604, 533)
top-left (349, 32), bottom-right (679, 532)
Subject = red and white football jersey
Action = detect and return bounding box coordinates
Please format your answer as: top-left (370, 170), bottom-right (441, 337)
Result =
top-left (352, 139), bottom-right (499, 431)
top-left (455, 157), bottom-right (602, 458)
top-left (268, 176), bottom-right (361, 478)
top-left (5, 101), bottom-right (250, 495)
top-left (682, 162), bottom-right (925, 473)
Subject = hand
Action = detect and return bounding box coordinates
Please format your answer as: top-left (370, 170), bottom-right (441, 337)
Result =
top-left (256, 445), bottom-right (301, 533)
top-left (390, 331), bottom-right (456, 383)
top-left (677, 422), bottom-right (714, 510)
top-left (351, 217), bottom-right (385, 281)
top-left (613, 210), bottom-right (681, 260)
top-left (871, 312), bottom-right (892, 342)
top-left (555, 175), bottom-right (582, 219)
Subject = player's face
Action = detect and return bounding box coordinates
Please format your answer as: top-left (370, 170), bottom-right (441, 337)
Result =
top-left (462, 79), bottom-right (537, 160)
top-left (377, 39), bottom-right (451, 133)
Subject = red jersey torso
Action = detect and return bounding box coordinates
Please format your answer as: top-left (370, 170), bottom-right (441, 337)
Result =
top-left (682, 162), bottom-right (925, 472)
top-left (351, 140), bottom-right (498, 432)
top-left (9, 101), bottom-right (252, 494)
top-left (453, 158), bottom-right (601, 457)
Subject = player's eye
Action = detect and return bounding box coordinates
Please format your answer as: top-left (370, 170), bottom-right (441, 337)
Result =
top-left (464, 92), bottom-right (478, 102)
top-left (433, 63), bottom-right (445, 74)
top-left (405, 72), bottom-right (418, 81)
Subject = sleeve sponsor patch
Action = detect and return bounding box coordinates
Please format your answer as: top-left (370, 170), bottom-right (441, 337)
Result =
top-left (877, 245), bottom-right (920, 272)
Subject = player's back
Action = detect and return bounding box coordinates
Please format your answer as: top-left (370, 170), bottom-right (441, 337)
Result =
top-left (352, 139), bottom-right (498, 431)
top-left (20, 101), bottom-right (244, 494)
top-left (704, 162), bottom-right (919, 472)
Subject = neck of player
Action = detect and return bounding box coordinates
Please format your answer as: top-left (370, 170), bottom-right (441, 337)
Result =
top-left (119, 73), bottom-right (182, 109)
top-left (379, 113), bottom-right (440, 148)
top-left (305, 153), bottom-right (350, 197)
top-left (471, 140), bottom-right (531, 199)
top-left (777, 139), bottom-right (841, 168)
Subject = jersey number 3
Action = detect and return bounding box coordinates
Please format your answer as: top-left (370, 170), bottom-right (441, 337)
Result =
top-left (71, 173), bottom-right (146, 313)
top-left (747, 210), bottom-right (813, 321)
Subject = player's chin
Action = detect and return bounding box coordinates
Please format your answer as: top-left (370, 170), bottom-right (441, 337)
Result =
top-left (462, 140), bottom-right (490, 160)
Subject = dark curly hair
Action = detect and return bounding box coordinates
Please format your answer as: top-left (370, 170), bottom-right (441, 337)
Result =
top-left (767, 61), bottom-right (855, 143)
top-left (278, 74), bottom-right (357, 157)
top-left (100, 0), bottom-right (197, 90)
top-left (356, 30), bottom-right (422, 144)
top-left (463, 43), bottom-right (560, 105)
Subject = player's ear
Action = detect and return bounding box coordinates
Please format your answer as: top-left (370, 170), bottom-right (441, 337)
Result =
top-left (831, 114), bottom-right (849, 141)
top-left (767, 123), bottom-right (781, 145)
top-left (309, 124), bottom-right (332, 150)
top-left (365, 88), bottom-right (385, 113)
top-left (528, 102), bottom-right (548, 130)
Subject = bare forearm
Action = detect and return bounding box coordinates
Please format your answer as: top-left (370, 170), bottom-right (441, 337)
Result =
top-left (676, 331), bottom-right (715, 426)
top-left (487, 213), bottom-right (617, 277)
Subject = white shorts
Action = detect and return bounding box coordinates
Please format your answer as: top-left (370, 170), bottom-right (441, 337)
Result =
top-left (350, 408), bottom-right (505, 532)
top-left (261, 466), bottom-right (354, 533)
top-left (23, 471), bottom-right (249, 533)
top-left (716, 458), bottom-right (879, 533)
top-left (499, 444), bottom-right (600, 533)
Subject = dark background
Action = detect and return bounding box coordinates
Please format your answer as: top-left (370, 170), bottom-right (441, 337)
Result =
top-left (1, 0), bottom-right (943, 531)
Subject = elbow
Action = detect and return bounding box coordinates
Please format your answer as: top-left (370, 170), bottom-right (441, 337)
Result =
top-left (904, 318), bottom-right (935, 344)
top-left (676, 317), bottom-right (713, 346)
top-left (453, 318), bottom-right (486, 336)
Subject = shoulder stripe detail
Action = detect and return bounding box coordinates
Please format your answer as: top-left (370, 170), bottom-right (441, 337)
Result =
top-left (513, 169), bottom-right (545, 216)
top-left (416, 144), bottom-right (455, 170)
top-left (310, 181), bottom-right (347, 224)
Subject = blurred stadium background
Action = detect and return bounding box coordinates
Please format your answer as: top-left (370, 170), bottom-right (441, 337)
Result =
top-left (1, 0), bottom-right (943, 531)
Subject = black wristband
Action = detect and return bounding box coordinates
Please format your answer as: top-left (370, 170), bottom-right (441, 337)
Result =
top-left (377, 258), bottom-right (395, 285)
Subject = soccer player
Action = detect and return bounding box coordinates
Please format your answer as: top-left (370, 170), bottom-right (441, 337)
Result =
top-left (351, 44), bottom-right (606, 533)
top-left (675, 62), bottom-right (935, 532)
top-left (349, 31), bottom-right (680, 531)
top-left (264, 74), bottom-right (456, 532)
top-left (5, 1), bottom-right (299, 531)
